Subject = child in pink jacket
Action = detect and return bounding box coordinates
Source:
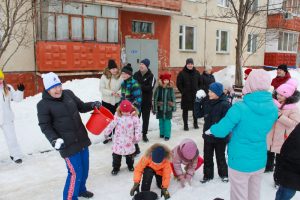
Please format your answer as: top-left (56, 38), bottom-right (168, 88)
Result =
top-left (104, 100), bottom-right (142, 175)
top-left (171, 139), bottom-right (204, 187)
top-left (266, 79), bottom-right (300, 185)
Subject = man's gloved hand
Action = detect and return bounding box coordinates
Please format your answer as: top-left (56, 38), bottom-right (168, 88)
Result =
top-left (52, 138), bottom-right (65, 150)
top-left (196, 89), bottom-right (206, 99)
top-left (161, 188), bottom-right (170, 199)
top-left (17, 83), bottom-right (25, 91)
top-left (91, 101), bottom-right (102, 109)
top-left (130, 183), bottom-right (140, 196)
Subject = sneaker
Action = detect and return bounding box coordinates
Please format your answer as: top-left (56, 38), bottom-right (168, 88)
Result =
top-left (128, 166), bottom-right (134, 171)
top-left (111, 169), bottom-right (119, 175)
top-left (164, 137), bottom-right (170, 141)
top-left (103, 138), bottom-right (112, 144)
top-left (200, 177), bottom-right (213, 183)
top-left (79, 191), bottom-right (94, 198)
top-left (221, 177), bottom-right (229, 183)
top-left (143, 135), bottom-right (149, 142)
top-left (184, 126), bottom-right (189, 131)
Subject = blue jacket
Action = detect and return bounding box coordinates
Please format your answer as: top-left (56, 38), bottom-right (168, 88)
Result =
top-left (210, 91), bottom-right (278, 172)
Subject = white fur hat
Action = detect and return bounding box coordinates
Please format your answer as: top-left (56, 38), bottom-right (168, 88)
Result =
top-left (41, 72), bottom-right (61, 91)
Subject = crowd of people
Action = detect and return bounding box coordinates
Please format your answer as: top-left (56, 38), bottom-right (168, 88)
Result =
top-left (0, 59), bottom-right (300, 200)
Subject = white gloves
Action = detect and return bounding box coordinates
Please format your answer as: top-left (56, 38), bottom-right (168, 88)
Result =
top-left (205, 129), bottom-right (212, 135)
top-left (196, 90), bottom-right (206, 99)
top-left (53, 138), bottom-right (65, 150)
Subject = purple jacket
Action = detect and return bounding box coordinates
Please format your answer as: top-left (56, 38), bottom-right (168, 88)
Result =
top-left (171, 144), bottom-right (198, 177)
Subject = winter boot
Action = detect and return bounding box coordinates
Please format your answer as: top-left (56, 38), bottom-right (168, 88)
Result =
top-left (164, 137), bottom-right (170, 141)
top-left (10, 156), bottom-right (22, 164)
top-left (221, 177), bottom-right (229, 183)
top-left (193, 121), bottom-right (199, 129)
top-left (111, 168), bottom-right (119, 175)
top-left (134, 144), bottom-right (141, 156)
top-left (184, 125), bottom-right (189, 131)
top-left (79, 191), bottom-right (94, 198)
top-left (143, 134), bottom-right (149, 142)
top-left (128, 166), bottom-right (134, 172)
top-left (200, 177), bottom-right (213, 184)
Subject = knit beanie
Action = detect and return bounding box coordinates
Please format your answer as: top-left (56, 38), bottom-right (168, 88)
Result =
top-left (152, 146), bottom-right (165, 164)
top-left (108, 59), bottom-right (117, 70)
top-left (242, 69), bottom-right (271, 95)
top-left (42, 72), bottom-right (62, 91)
top-left (277, 64), bottom-right (288, 73)
top-left (0, 70), bottom-right (4, 79)
top-left (276, 82), bottom-right (297, 98)
top-left (209, 82), bottom-right (224, 97)
top-left (180, 139), bottom-right (199, 160)
top-left (244, 68), bottom-right (252, 76)
top-left (141, 59), bottom-right (150, 68)
top-left (186, 58), bottom-right (194, 65)
top-left (121, 63), bottom-right (133, 76)
top-left (159, 73), bottom-right (171, 83)
top-left (119, 100), bottom-right (133, 113)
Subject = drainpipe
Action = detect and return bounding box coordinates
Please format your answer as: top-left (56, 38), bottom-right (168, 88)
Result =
top-left (203, 0), bottom-right (208, 67)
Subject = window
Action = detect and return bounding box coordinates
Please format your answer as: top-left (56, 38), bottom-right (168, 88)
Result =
top-left (278, 32), bottom-right (298, 52)
top-left (132, 21), bottom-right (154, 34)
top-left (283, 0), bottom-right (300, 15)
top-left (179, 25), bottom-right (196, 51)
top-left (217, 0), bottom-right (229, 7)
top-left (247, 34), bottom-right (258, 53)
top-left (39, 1), bottom-right (118, 43)
top-left (250, 0), bottom-right (258, 12)
top-left (216, 30), bottom-right (229, 53)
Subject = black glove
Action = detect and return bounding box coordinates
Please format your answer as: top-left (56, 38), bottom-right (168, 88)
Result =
top-left (91, 101), bottom-right (102, 109)
top-left (130, 183), bottom-right (140, 196)
top-left (17, 83), bottom-right (25, 91)
top-left (161, 188), bottom-right (170, 199)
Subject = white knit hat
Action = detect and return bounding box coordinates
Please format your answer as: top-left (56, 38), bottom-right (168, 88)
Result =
top-left (41, 72), bottom-right (61, 91)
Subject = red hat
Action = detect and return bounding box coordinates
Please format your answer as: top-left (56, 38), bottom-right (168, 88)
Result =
top-left (159, 73), bottom-right (171, 83)
top-left (244, 68), bottom-right (252, 75)
top-left (119, 100), bottom-right (132, 113)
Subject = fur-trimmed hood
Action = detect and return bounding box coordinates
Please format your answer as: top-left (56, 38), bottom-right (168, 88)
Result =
top-left (144, 143), bottom-right (171, 160)
top-left (273, 90), bottom-right (300, 109)
top-left (158, 80), bottom-right (174, 88)
top-left (103, 67), bottom-right (121, 79)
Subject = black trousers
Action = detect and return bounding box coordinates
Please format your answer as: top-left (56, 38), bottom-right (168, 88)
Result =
top-left (203, 141), bottom-right (228, 179)
top-left (141, 167), bottom-right (162, 191)
top-left (112, 153), bottom-right (134, 170)
top-left (141, 104), bottom-right (151, 136)
top-left (102, 102), bottom-right (117, 137)
top-left (266, 151), bottom-right (278, 172)
top-left (182, 109), bottom-right (197, 127)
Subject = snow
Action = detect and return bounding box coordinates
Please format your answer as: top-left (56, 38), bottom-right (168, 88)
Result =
top-left (1, 68), bottom-right (300, 200)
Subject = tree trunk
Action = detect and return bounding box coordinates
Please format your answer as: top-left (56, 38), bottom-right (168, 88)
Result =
top-left (235, 24), bottom-right (243, 88)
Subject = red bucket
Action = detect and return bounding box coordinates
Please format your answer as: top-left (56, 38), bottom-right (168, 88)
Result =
top-left (86, 106), bottom-right (114, 135)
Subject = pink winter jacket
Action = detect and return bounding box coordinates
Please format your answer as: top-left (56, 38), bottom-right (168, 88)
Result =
top-left (104, 113), bottom-right (142, 155)
top-left (171, 145), bottom-right (198, 177)
top-left (267, 102), bottom-right (300, 154)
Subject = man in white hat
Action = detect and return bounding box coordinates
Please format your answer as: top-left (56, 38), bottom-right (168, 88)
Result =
top-left (37, 72), bottom-right (101, 200)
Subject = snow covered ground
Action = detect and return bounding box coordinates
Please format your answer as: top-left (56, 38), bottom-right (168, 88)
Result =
top-left (0, 68), bottom-right (300, 200)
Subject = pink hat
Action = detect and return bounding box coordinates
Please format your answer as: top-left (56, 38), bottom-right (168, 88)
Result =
top-left (285, 78), bottom-right (298, 88)
top-left (242, 69), bottom-right (271, 95)
top-left (276, 83), bottom-right (296, 98)
top-left (179, 139), bottom-right (198, 160)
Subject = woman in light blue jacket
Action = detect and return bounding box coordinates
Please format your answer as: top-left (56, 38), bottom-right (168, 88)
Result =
top-left (208, 69), bottom-right (278, 200)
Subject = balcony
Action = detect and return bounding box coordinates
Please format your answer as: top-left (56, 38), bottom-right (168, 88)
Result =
top-left (268, 13), bottom-right (300, 32)
top-left (106, 0), bottom-right (182, 12)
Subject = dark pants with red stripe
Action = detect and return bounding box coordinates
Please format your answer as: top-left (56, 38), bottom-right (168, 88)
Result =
top-left (63, 147), bottom-right (89, 200)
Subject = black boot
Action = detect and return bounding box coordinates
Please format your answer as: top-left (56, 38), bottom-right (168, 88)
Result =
top-left (111, 168), bottom-right (119, 175)
top-left (184, 125), bottom-right (189, 131)
top-left (134, 144), bottom-right (141, 156)
top-left (194, 122), bottom-right (199, 129)
top-left (10, 156), bottom-right (22, 164)
top-left (143, 134), bottom-right (149, 142)
top-left (79, 191), bottom-right (94, 198)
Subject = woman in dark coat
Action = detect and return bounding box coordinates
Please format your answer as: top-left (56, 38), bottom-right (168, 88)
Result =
top-left (176, 58), bottom-right (202, 131)
top-left (201, 65), bottom-right (215, 94)
top-left (275, 123), bottom-right (300, 200)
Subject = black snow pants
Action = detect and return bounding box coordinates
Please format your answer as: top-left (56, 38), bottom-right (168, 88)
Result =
top-left (141, 167), bottom-right (163, 191)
